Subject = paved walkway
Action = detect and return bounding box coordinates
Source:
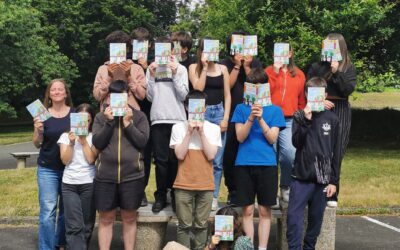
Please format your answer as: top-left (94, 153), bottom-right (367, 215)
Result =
top-left (0, 142), bottom-right (38, 170)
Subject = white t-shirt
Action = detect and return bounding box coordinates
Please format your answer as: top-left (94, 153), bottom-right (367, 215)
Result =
top-left (57, 133), bottom-right (95, 184)
top-left (170, 121), bottom-right (222, 149)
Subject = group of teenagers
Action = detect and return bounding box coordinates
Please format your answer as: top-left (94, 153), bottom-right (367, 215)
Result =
top-left (32, 27), bottom-right (357, 250)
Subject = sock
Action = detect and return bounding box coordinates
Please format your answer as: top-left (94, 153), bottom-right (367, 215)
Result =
top-left (258, 247), bottom-right (267, 250)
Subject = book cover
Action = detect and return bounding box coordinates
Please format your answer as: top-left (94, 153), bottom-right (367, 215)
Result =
top-left (173, 41), bottom-right (183, 62)
top-left (230, 34), bottom-right (244, 55)
top-left (307, 87), bottom-right (325, 112)
top-left (132, 40), bottom-right (149, 60)
top-left (188, 98), bottom-right (206, 122)
top-left (155, 66), bottom-right (173, 81)
top-left (321, 39), bottom-right (342, 62)
top-left (110, 43), bottom-right (126, 64)
top-left (243, 82), bottom-right (272, 107)
top-left (274, 43), bottom-right (290, 64)
top-left (243, 35), bottom-right (258, 56)
top-left (203, 39), bottom-right (219, 62)
top-left (110, 93), bottom-right (128, 116)
top-left (26, 99), bottom-right (52, 122)
top-left (155, 43), bottom-right (171, 65)
top-left (215, 215), bottom-right (234, 241)
top-left (70, 113), bottom-right (89, 136)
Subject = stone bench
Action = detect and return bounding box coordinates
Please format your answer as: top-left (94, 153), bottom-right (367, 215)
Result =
top-left (10, 152), bottom-right (39, 169)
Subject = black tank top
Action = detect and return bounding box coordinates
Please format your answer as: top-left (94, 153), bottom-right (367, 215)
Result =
top-left (204, 74), bottom-right (224, 105)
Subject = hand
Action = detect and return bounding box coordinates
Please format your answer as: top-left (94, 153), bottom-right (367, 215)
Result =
top-left (104, 106), bottom-right (113, 121)
top-left (167, 56), bottom-right (178, 75)
top-left (331, 61), bottom-right (339, 74)
top-left (148, 62), bottom-right (158, 77)
top-left (243, 55), bottom-right (253, 68)
top-left (68, 131), bottom-right (76, 145)
top-left (120, 61), bottom-right (133, 77)
top-left (326, 184), bottom-right (337, 198)
top-left (251, 104), bottom-right (263, 120)
top-left (78, 136), bottom-right (87, 146)
top-left (273, 62), bottom-right (283, 73)
top-left (33, 118), bottom-right (44, 133)
top-left (220, 120), bottom-right (228, 132)
top-left (197, 121), bottom-right (204, 134)
top-left (304, 105), bottom-right (312, 120)
top-left (324, 100), bottom-right (335, 110)
top-left (123, 106), bottom-right (133, 127)
top-left (107, 63), bottom-right (119, 78)
top-left (138, 58), bottom-right (148, 70)
top-left (210, 235), bottom-right (221, 247)
top-left (233, 53), bottom-right (243, 67)
top-left (201, 53), bottom-right (209, 69)
top-left (188, 121), bottom-right (197, 134)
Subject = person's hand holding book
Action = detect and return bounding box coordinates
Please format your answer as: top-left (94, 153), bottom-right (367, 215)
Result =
top-left (167, 56), bottom-right (178, 75)
top-left (148, 62), bottom-right (158, 78)
top-left (251, 104), bottom-right (263, 120)
top-left (33, 117), bottom-right (44, 134)
top-left (303, 105), bottom-right (312, 120)
top-left (123, 106), bottom-right (133, 128)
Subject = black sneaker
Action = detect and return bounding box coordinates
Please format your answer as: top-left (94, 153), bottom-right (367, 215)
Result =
top-left (140, 193), bottom-right (148, 207)
top-left (152, 199), bottom-right (166, 213)
top-left (227, 191), bottom-right (237, 207)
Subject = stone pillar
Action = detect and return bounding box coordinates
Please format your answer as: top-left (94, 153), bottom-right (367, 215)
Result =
top-left (136, 221), bottom-right (168, 250)
top-left (277, 198), bottom-right (336, 250)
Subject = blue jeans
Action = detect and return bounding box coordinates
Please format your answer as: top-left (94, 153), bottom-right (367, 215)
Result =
top-left (204, 102), bottom-right (227, 199)
top-left (275, 118), bottom-right (296, 188)
top-left (37, 166), bottom-right (66, 250)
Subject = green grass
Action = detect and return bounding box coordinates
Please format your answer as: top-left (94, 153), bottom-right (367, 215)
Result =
top-left (350, 91), bottom-right (400, 110)
top-left (0, 125), bottom-right (32, 145)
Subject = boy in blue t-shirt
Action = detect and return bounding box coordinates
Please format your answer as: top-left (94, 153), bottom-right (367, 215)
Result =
top-left (231, 68), bottom-right (286, 250)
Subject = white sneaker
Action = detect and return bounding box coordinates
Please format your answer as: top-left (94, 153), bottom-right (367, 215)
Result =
top-left (281, 187), bottom-right (290, 202)
top-left (327, 201), bottom-right (338, 208)
top-left (212, 198), bottom-right (219, 211)
top-left (271, 197), bottom-right (280, 210)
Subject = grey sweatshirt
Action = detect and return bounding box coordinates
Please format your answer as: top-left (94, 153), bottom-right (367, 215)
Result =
top-left (146, 64), bottom-right (189, 125)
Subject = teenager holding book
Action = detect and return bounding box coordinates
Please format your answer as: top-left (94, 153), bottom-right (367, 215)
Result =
top-left (189, 38), bottom-right (231, 211)
top-left (58, 103), bottom-right (97, 250)
top-left (287, 77), bottom-right (340, 250)
top-left (170, 90), bottom-right (221, 250)
top-left (265, 43), bottom-right (306, 203)
top-left (33, 79), bottom-right (73, 250)
top-left (93, 30), bottom-right (146, 111)
top-left (92, 80), bottom-right (149, 249)
top-left (171, 31), bottom-right (196, 89)
top-left (221, 31), bottom-right (263, 206)
top-left (306, 33), bottom-right (356, 207)
top-left (231, 68), bottom-right (285, 250)
top-left (146, 36), bottom-right (189, 213)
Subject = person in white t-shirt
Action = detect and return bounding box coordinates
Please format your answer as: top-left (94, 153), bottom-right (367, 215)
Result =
top-left (170, 90), bottom-right (222, 249)
top-left (58, 103), bottom-right (98, 250)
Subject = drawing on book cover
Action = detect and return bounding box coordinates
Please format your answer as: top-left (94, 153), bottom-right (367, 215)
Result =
top-left (155, 43), bottom-right (171, 65)
top-left (274, 43), bottom-right (290, 64)
top-left (155, 66), bottom-right (173, 81)
top-left (26, 99), bottom-right (52, 122)
top-left (215, 215), bottom-right (234, 241)
top-left (188, 99), bottom-right (206, 122)
top-left (243, 35), bottom-right (258, 56)
top-left (110, 93), bottom-right (128, 116)
top-left (132, 40), bottom-right (149, 60)
top-left (307, 87), bottom-right (325, 112)
top-left (321, 39), bottom-right (342, 62)
top-left (243, 82), bottom-right (272, 107)
top-left (70, 113), bottom-right (89, 136)
top-left (203, 39), bottom-right (219, 62)
top-left (230, 34), bottom-right (244, 55)
top-left (110, 43), bottom-right (126, 64)
top-left (173, 41), bottom-right (182, 62)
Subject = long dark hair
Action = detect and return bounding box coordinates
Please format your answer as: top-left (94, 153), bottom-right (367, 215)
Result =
top-left (76, 103), bottom-right (95, 132)
top-left (287, 43), bottom-right (298, 77)
top-left (327, 33), bottom-right (351, 72)
top-left (195, 38), bottom-right (213, 77)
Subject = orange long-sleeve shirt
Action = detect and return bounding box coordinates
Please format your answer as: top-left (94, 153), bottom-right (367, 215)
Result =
top-left (265, 66), bottom-right (306, 117)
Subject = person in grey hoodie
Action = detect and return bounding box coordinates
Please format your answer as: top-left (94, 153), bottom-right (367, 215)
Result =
top-left (92, 80), bottom-right (149, 249)
top-left (146, 36), bottom-right (189, 213)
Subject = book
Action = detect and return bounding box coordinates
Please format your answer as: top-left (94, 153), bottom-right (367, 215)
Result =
top-left (307, 87), bottom-right (325, 112)
top-left (155, 66), bottom-right (173, 81)
top-left (26, 99), bottom-right (52, 122)
top-left (70, 113), bottom-right (89, 136)
top-left (188, 98), bottom-right (206, 122)
top-left (132, 40), bottom-right (149, 60)
top-left (321, 39), bottom-right (342, 62)
top-left (155, 43), bottom-right (171, 65)
top-left (110, 93), bottom-right (128, 116)
top-left (173, 41), bottom-right (182, 62)
top-left (243, 35), bottom-right (258, 56)
top-left (215, 215), bottom-right (234, 241)
top-left (109, 43), bottom-right (126, 64)
top-left (203, 39), bottom-right (219, 62)
top-left (274, 43), bottom-right (290, 64)
top-left (230, 34), bottom-right (244, 55)
top-left (243, 82), bottom-right (272, 107)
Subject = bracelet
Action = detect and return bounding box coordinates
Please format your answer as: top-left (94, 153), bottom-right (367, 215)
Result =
top-left (233, 66), bottom-right (240, 70)
top-left (247, 118), bottom-right (254, 123)
top-left (202, 68), bottom-right (208, 72)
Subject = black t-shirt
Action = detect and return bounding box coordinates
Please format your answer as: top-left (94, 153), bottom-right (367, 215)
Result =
top-left (220, 57), bottom-right (263, 114)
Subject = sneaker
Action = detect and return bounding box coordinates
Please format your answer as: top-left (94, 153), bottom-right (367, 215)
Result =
top-left (152, 199), bottom-right (166, 213)
top-left (281, 187), bottom-right (290, 202)
top-left (227, 191), bottom-right (237, 207)
top-left (211, 198), bottom-right (219, 211)
top-left (140, 193), bottom-right (148, 207)
top-left (271, 197), bottom-right (280, 210)
top-left (327, 200), bottom-right (338, 208)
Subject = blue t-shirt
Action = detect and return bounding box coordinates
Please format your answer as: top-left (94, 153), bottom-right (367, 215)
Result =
top-left (231, 104), bottom-right (285, 166)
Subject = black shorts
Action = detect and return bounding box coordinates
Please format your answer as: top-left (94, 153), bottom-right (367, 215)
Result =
top-left (94, 178), bottom-right (144, 211)
top-left (234, 166), bottom-right (278, 206)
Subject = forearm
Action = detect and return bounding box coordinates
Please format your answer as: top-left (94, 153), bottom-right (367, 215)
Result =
top-left (92, 119), bottom-right (115, 150)
top-left (60, 144), bottom-right (74, 165)
top-left (124, 120), bottom-right (149, 150)
top-left (244, 65), bottom-right (251, 76)
top-left (82, 141), bottom-right (96, 164)
top-left (258, 118), bottom-right (278, 144)
top-left (32, 130), bottom-right (43, 148)
top-left (173, 70), bottom-right (189, 101)
top-left (199, 132), bottom-right (218, 161)
top-left (192, 70), bottom-right (207, 91)
top-left (229, 69), bottom-right (239, 88)
top-left (236, 120), bottom-right (253, 143)
top-left (174, 132), bottom-right (192, 160)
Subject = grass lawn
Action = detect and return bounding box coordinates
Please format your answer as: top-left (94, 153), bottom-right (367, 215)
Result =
top-left (350, 91), bottom-right (400, 110)
top-left (0, 144), bottom-right (399, 217)
top-left (0, 126), bottom-right (32, 145)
